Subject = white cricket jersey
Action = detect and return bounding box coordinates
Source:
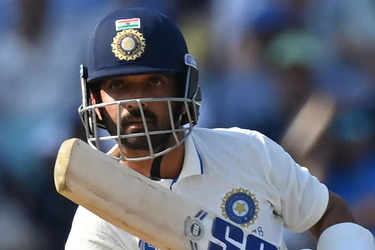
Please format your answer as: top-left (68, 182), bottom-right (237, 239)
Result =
top-left (65, 127), bottom-right (329, 250)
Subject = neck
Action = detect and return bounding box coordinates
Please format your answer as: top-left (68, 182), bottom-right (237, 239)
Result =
top-left (119, 144), bottom-right (185, 179)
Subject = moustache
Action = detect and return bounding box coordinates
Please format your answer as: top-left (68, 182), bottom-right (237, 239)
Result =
top-left (120, 109), bottom-right (157, 127)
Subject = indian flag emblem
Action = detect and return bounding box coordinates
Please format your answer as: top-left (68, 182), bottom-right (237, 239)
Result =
top-left (115, 18), bottom-right (141, 31)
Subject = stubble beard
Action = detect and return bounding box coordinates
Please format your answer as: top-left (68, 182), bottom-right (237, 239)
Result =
top-left (119, 111), bottom-right (173, 152)
top-left (103, 112), bottom-right (174, 153)
top-left (120, 130), bottom-right (172, 152)
top-left (101, 103), bottom-right (183, 154)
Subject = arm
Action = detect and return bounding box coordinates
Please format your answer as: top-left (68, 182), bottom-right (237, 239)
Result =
top-left (308, 192), bottom-right (375, 249)
top-left (309, 191), bottom-right (354, 238)
top-left (256, 132), bottom-right (374, 249)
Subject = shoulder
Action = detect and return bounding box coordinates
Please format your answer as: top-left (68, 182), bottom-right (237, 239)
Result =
top-left (191, 127), bottom-right (274, 155)
top-left (71, 205), bottom-right (108, 229)
top-left (191, 126), bottom-right (305, 177)
top-left (190, 127), bottom-right (278, 174)
top-left (66, 206), bottom-right (138, 250)
top-left (192, 126), bottom-right (267, 144)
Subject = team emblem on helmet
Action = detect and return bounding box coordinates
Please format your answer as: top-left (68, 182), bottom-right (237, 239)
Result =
top-left (221, 188), bottom-right (259, 227)
top-left (111, 29), bottom-right (146, 61)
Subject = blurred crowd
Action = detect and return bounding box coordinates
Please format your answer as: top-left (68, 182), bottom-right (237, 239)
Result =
top-left (0, 0), bottom-right (374, 249)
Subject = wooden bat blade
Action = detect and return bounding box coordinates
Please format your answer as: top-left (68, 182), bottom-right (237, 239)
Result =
top-left (54, 138), bottom-right (211, 250)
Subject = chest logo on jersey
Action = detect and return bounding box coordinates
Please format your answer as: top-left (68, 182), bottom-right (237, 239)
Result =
top-left (221, 188), bottom-right (259, 227)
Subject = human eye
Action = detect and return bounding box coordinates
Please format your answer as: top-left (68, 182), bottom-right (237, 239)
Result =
top-left (148, 77), bottom-right (164, 87)
top-left (106, 80), bottom-right (126, 92)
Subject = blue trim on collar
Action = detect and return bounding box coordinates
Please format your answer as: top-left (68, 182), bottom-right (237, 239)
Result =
top-left (170, 178), bottom-right (178, 190)
top-left (138, 240), bottom-right (157, 250)
top-left (169, 151), bottom-right (203, 190)
top-left (198, 151), bottom-right (204, 174)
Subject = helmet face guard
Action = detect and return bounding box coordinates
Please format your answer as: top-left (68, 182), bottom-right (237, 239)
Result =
top-left (79, 8), bottom-right (200, 160)
top-left (79, 54), bottom-right (200, 161)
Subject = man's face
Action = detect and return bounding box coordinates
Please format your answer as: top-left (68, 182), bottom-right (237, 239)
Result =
top-left (97, 73), bottom-right (181, 152)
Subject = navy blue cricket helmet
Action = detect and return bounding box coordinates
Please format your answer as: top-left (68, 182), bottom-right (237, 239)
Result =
top-left (79, 8), bottom-right (200, 161)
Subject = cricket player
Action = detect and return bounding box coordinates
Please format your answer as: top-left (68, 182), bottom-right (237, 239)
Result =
top-left (65, 8), bottom-right (375, 250)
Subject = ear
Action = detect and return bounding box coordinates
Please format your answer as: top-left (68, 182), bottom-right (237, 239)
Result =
top-left (91, 92), bottom-right (103, 120)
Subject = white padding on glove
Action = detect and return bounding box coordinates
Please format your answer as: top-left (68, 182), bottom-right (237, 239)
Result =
top-left (317, 222), bottom-right (375, 250)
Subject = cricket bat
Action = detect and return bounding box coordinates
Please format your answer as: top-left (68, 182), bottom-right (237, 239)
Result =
top-left (54, 138), bottom-right (215, 250)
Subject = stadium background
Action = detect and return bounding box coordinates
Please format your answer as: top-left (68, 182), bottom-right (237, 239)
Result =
top-left (0, 0), bottom-right (374, 249)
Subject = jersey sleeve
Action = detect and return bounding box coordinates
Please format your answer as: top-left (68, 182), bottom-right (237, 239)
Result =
top-left (65, 206), bottom-right (138, 250)
top-left (258, 133), bottom-right (329, 233)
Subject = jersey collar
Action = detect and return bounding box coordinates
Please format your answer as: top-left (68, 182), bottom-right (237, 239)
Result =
top-left (107, 132), bottom-right (204, 181)
top-left (178, 133), bottom-right (204, 180)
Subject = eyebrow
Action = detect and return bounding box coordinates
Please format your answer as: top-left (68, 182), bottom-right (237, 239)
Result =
top-left (100, 78), bottom-right (123, 89)
top-left (147, 74), bottom-right (169, 81)
top-left (101, 74), bottom-right (172, 89)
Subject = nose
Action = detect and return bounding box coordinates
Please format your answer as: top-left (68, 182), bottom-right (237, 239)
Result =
top-left (122, 100), bottom-right (148, 112)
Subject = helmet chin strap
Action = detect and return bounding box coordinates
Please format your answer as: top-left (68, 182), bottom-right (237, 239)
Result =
top-left (150, 155), bottom-right (163, 180)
